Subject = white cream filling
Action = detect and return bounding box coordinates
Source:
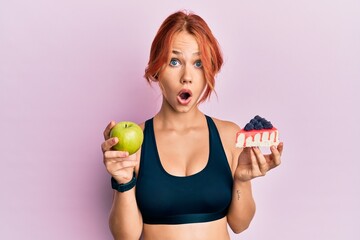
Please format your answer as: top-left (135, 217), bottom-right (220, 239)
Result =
top-left (236, 130), bottom-right (279, 147)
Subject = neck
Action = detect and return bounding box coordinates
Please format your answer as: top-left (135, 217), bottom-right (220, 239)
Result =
top-left (155, 102), bottom-right (205, 130)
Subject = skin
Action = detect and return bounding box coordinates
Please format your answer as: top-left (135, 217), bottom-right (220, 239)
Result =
top-left (101, 31), bottom-right (284, 240)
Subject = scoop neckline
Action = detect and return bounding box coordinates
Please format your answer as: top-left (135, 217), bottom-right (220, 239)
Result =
top-left (151, 115), bottom-right (212, 179)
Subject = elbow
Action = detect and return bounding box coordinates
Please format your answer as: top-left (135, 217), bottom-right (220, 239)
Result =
top-left (229, 222), bottom-right (251, 234)
top-left (109, 218), bottom-right (142, 240)
top-left (110, 227), bottom-right (142, 240)
top-left (228, 205), bottom-right (256, 234)
top-left (111, 233), bottom-right (141, 240)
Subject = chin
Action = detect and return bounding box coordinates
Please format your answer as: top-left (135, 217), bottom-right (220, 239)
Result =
top-left (175, 104), bottom-right (197, 113)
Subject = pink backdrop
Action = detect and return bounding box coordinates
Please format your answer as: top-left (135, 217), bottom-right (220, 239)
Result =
top-left (1, 1), bottom-right (359, 239)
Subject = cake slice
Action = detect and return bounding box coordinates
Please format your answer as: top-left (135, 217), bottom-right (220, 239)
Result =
top-left (236, 115), bottom-right (279, 148)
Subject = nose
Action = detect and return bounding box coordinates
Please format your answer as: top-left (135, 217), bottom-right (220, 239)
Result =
top-left (180, 65), bottom-right (192, 84)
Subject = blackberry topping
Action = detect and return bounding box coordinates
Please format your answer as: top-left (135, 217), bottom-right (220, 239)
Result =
top-left (243, 115), bottom-right (274, 131)
top-left (263, 121), bottom-right (273, 129)
top-left (244, 123), bottom-right (254, 131)
top-left (254, 122), bottom-right (263, 130)
top-left (250, 119), bottom-right (258, 125)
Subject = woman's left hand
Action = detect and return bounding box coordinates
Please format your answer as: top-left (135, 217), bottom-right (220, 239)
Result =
top-left (234, 142), bottom-right (284, 182)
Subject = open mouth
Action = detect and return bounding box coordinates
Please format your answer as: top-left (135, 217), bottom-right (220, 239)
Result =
top-left (180, 92), bottom-right (191, 100)
top-left (177, 89), bottom-right (192, 105)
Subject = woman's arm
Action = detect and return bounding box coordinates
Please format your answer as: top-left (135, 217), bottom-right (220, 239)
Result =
top-left (214, 118), bottom-right (282, 234)
top-left (228, 143), bottom-right (283, 233)
top-left (227, 175), bottom-right (256, 233)
top-left (102, 121), bottom-right (144, 240)
top-left (109, 187), bottom-right (143, 240)
top-left (213, 119), bottom-right (256, 233)
top-left (227, 137), bottom-right (256, 234)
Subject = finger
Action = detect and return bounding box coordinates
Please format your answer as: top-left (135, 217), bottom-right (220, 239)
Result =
top-left (252, 147), bottom-right (269, 175)
top-left (116, 160), bottom-right (138, 169)
top-left (103, 121), bottom-right (116, 140)
top-left (269, 144), bottom-right (282, 167)
top-left (101, 137), bottom-right (119, 153)
top-left (277, 142), bottom-right (284, 155)
top-left (250, 148), bottom-right (263, 177)
top-left (103, 156), bottom-right (137, 171)
top-left (104, 150), bottom-right (129, 160)
top-left (112, 169), bottom-right (136, 183)
top-left (107, 159), bottom-right (138, 170)
top-left (104, 152), bottom-right (136, 167)
top-left (105, 159), bottom-right (138, 176)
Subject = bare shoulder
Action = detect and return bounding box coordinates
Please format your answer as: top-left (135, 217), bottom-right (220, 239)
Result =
top-left (211, 117), bottom-right (241, 138)
top-left (211, 117), bottom-right (242, 173)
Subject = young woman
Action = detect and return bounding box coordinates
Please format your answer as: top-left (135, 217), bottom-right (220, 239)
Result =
top-left (101, 10), bottom-right (283, 240)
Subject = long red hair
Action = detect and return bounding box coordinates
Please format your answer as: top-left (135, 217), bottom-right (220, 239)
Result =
top-left (144, 10), bottom-right (223, 103)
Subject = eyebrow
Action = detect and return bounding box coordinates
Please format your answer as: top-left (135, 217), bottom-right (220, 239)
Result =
top-left (172, 50), bottom-right (200, 56)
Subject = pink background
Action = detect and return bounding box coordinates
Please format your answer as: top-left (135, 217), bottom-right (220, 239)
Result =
top-left (1, 0), bottom-right (359, 239)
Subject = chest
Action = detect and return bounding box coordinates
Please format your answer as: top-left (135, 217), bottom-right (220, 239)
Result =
top-left (154, 127), bottom-right (209, 177)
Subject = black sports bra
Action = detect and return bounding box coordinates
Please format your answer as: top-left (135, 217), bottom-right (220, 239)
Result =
top-left (135, 115), bottom-right (233, 224)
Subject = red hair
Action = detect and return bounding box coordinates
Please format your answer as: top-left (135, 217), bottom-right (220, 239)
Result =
top-left (144, 10), bottom-right (223, 103)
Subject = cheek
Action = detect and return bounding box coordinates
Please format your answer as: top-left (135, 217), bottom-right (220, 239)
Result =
top-left (196, 73), bottom-right (207, 87)
top-left (158, 82), bottom-right (165, 92)
top-left (158, 80), bottom-right (173, 96)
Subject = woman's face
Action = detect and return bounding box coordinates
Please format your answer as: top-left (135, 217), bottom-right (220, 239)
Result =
top-left (158, 31), bottom-right (206, 113)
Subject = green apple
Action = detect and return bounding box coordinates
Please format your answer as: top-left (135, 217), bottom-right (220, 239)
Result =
top-left (110, 121), bottom-right (144, 155)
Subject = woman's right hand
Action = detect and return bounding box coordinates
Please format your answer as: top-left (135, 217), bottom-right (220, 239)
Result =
top-left (101, 121), bottom-right (139, 184)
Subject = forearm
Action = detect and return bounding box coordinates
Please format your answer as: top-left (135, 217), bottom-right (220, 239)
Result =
top-left (227, 180), bottom-right (256, 234)
top-left (109, 187), bottom-right (143, 240)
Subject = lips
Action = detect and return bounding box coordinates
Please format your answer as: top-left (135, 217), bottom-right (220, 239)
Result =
top-left (177, 89), bottom-right (193, 105)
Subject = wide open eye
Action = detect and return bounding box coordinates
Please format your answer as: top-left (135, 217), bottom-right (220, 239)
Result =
top-left (194, 60), bottom-right (202, 68)
top-left (170, 58), bottom-right (181, 67)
